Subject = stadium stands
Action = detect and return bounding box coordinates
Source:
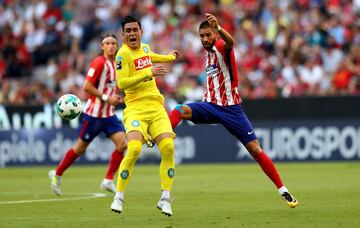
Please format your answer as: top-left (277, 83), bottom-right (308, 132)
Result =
top-left (1, 0), bottom-right (360, 108)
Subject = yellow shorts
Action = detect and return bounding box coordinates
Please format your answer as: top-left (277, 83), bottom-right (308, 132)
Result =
top-left (123, 98), bottom-right (175, 141)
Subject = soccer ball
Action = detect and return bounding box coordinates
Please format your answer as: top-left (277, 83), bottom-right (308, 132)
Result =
top-left (56, 94), bottom-right (82, 120)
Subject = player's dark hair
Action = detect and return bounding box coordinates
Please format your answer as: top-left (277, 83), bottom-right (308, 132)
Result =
top-left (100, 33), bottom-right (118, 42)
top-left (199, 20), bottom-right (212, 30)
top-left (121, 16), bottom-right (142, 31)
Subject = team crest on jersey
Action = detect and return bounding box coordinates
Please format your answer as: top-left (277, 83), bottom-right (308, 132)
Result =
top-left (132, 120), bottom-right (140, 127)
top-left (143, 46), bottom-right (148, 53)
top-left (134, 56), bottom-right (152, 70)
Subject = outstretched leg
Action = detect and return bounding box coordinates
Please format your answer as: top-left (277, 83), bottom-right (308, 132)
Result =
top-left (246, 141), bottom-right (299, 208)
top-left (49, 139), bottom-right (89, 195)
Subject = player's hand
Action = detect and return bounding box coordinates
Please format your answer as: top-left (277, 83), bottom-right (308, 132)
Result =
top-left (205, 13), bottom-right (219, 29)
top-left (151, 65), bottom-right (167, 77)
top-left (169, 50), bottom-right (180, 59)
top-left (108, 94), bottom-right (123, 106)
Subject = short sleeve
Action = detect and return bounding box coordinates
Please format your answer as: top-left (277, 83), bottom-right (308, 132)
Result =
top-left (214, 39), bottom-right (226, 54)
top-left (85, 56), bottom-right (105, 84)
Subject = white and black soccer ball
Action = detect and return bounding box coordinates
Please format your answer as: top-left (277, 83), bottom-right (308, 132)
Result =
top-left (56, 94), bottom-right (82, 120)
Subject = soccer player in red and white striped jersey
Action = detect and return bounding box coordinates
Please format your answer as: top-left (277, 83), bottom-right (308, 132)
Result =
top-left (169, 13), bottom-right (299, 208)
top-left (48, 33), bottom-right (127, 196)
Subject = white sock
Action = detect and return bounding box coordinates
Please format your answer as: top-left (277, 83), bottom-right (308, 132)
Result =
top-left (115, 191), bottom-right (124, 200)
top-left (104, 178), bottom-right (113, 183)
top-left (161, 190), bottom-right (170, 199)
top-left (278, 186), bottom-right (289, 195)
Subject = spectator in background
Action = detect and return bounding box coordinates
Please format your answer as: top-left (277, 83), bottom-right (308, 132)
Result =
top-left (1, 0), bottom-right (360, 107)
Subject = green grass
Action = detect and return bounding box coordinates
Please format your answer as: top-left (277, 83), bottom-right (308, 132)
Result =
top-left (1, 162), bottom-right (360, 228)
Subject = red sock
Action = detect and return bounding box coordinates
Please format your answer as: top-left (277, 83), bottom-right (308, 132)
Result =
top-left (55, 148), bottom-right (79, 176)
top-left (105, 150), bottom-right (124, 180)
top-left (169, 108), bottom-right (182, 129)
top-left (254, 151), bottom-right (283, 189)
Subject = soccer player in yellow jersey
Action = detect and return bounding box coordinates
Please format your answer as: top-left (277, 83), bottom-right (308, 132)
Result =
top-left (110, 16), bottom-right (180, 216)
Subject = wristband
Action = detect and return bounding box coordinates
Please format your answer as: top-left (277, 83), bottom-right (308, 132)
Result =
top-left (101, 94), bottom-right (109, 102)
top-left (216, 25), bottom-right (222, 32)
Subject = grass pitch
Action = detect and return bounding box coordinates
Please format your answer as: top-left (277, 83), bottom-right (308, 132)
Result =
top-left (0, 162), bottom-right (360, 228)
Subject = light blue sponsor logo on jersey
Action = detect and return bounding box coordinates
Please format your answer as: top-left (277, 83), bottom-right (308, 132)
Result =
top-left (116, 56), bottom-right (123, 61)
top-left (132, 120), bottom-right (140, 127)
top-left (143, 46), bottom-right (148, 53)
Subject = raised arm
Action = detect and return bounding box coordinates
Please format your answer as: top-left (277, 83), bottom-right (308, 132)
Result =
top-left (206, 13), bottom-right (235, 49)
top-left (150, 50), bottom-right (179, 63)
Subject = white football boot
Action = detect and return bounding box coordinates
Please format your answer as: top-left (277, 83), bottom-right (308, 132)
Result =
top-left (100, 179), bottom-right (116, 193)
top-left (111, 197), bottom-right (124, 213)
top-left (157, 198), bottom-right (172, 216)
top-left (48, 170), bottom-right (61, 196)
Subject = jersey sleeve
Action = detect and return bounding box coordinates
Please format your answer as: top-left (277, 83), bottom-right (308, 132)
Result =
top-left (85, 57), bottom-right (105, 84)
top-left (147, 44), bottom-right (176, 63)
top-left (214, 39), bottom-right (226, 54)
top-left (116, 50), bottom-right (151, 90)
top-left (150, 51), bottom-right (176, 63)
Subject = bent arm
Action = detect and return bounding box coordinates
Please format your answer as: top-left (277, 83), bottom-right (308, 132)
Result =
top-left (217, 27), bottom-right (235, 49)
top-left (117, 74), bottom-right (152, 90)
top-left (116, 53), bottom-right (152, 90)
top-left (83, 80), bottom-right (103, 99)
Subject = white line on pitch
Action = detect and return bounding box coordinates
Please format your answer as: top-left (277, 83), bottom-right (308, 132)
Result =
top-left (0, 193), bottom-right (107, 205)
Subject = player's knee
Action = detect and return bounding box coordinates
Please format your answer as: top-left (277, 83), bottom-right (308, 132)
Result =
top-left (126, 140), bottom-right (142, 159)
top-left (175, 104), bottom-right (191, 119)
top-left (175, 104), bottom-right (185, 114)
top-left (73, 141), bottom-right (88, 155)
top-left (158, 138), bottom-right (175, 158)
top-left (116, 142), bottom-right (127, 153)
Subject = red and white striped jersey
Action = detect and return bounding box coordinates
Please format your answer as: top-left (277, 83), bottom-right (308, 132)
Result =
top-left (203, 39), bottom-right (242, 106)
top-left (84, 55), bottom-right (117, 118)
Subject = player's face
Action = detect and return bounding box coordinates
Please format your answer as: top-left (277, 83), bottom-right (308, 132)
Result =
top-left (199, 27), bottom-right (217, 50)
top-left (123, 22), bottom-right (142, 49)
top-left (101, 38), bottom-right (118, 57)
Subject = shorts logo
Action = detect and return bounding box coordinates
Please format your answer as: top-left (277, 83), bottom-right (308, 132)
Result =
top-left (143, 46), bottom-right (148, 53)
top-left (120, 170), bottom-right (129, 179)
top-left (134, 56), bottom-right (152, 70)
top-left (168, 168), bottom-right (175, 178)
top-left (132, 120), bottom-right (140, 127)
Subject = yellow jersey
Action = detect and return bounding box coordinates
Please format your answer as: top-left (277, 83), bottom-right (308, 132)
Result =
top-left (115, 43), bottom-right (175, 105)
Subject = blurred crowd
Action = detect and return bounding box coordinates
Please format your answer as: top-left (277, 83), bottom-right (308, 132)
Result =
top-left (1, 0), bottom-right (360, 109)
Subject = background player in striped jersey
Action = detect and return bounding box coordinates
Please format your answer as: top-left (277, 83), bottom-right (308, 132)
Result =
top-left (110, 16), bottom-right (180, 216)
top-left (168, 13), bottom-right (299, 208)
top-left (48, 33), bottom-right (127, 196)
